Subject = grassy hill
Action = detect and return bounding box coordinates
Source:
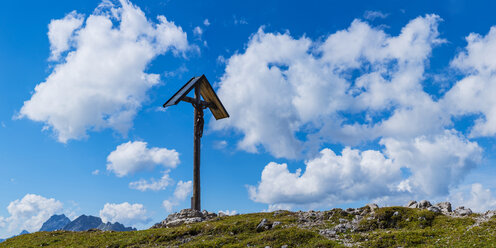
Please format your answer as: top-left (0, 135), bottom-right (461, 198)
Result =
top-left (1, 206), bottom-right (496, 247)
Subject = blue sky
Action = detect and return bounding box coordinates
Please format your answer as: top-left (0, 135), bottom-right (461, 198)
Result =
top-left (2, 0), bottom-right (496, 238)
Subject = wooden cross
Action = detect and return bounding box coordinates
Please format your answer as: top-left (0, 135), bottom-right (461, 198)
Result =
top-left (163, 75), bottom-right (229, 211)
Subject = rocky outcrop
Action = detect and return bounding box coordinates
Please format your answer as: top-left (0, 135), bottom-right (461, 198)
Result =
top-left (454, 206), bottom-right (472, 216)
top-left (256, 218), bottom-right (272, 231)
top-left (404, 200), bottom-right (468, 216)
top-left (151, 209), bottom-right (218, 228)
top-left (435, 202), bottom-right (452, 213)
top-left (39, 214), bottom-right (71, 232)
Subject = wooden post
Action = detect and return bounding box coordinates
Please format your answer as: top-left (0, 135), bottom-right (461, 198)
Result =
top-left (192, 84), bottom-right (203, 211)
top-left (163, 75), bottom-right (229, 213)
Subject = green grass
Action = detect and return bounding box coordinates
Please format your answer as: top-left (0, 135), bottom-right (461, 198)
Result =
top-left (2, 207), bottom-right (496, 247)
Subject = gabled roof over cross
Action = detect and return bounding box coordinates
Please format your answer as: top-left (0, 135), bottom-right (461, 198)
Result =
top-left (163, 75), bottom-right (229, 120)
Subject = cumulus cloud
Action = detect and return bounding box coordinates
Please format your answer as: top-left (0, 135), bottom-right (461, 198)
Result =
top-left (210, 14), bottom-right (494, 208)
top-left (449, 184), bottom-right (496, 212)
top-left (214, 14), bottom-right (445, 158)
top-left (107, 141), bottom-right (179, 177)
top-left (382, 130), bottom-right (482, 197)
top-left (129, 171), bottom-right (172, 191)
top-left (162, 180), bottom-right (192, 212)
top-left (47, 11), bottom-right (84, 61)
top-left (19, 0), bottom-right (190, 142)
top-left (444, 26), bottom-right (496, 138)
top-left (99, 202), bottom-right (150, 226)
top-left (0, 194), bottom-right (63, 237)
top-left (162, 200), bottom-right (175, 213)
top-left (249, 130), bottom-right (481, 209)
top-left (174, 180), bottom-right (193, 200)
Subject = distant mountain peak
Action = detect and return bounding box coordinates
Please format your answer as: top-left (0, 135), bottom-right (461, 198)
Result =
top-left (39, 214), bottom-right (71, 232)
top-left (62, 215), bottom-right (103, 232)
top-left (97, 222), bottom-right (136, 232)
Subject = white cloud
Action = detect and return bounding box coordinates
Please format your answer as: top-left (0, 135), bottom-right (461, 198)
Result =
top-left (19, 0), bottom-right (190, 142)
top-left (203, 19), bottom-right (210, 26)
top-left (47, 10), bottom-right (84, 61)
top-left (92, 169), bottom-right (100, 175)
top-left (249, 130), bottom-right (481, 209)
top-left (211, 14), bottom-right (496, 209)
top-left (0, 217), bottom-right (6, 228)
top-left (174, 180), bottom-right (192, 200)
top-left (382, 130), bottom-right (482, 196)
top-left (162, 200), bottom-right (174, 212)
top-left (213, 140), bottom-right (227, 150)
top-left (363, 10), bottom-right (389, 21)
top-left (444, 26), bottom-right (496, 138)
top-left (214, 15), bottom-right (444, 158)
top-left (193, 26), bottom-right (203, 37)
top-left (107, 141), bottom-right (179, 177)
top-left (99, 202), bottom-right (150, 226)
top-left (218, 210), bottom-right (237, 215)
top-left (449, 184), bottom-right (496, 212)
top-left (0, 194), bottom-right (63, 237)
top-left (249, 147), bottom-right (401, 207)
top-left (162, 180), bottom-right (192, 212)
top-left (129, 171), bottom-right (172, 191)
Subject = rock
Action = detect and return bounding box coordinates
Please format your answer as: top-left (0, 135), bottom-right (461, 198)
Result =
top-left (151, 209), bottom-right (218, 228)
top-left (434, 202), bottom-right (452, 213)
top-left (405, 200), bottom-right (417, 208)
top-left (345, 208), bottom-right (359, 215)
top-left (256, 219), bottom-right (272, 232)
top-left (454, 206), bottom-right (472, 216)
top-left (319, 229), bottom-right (337, 237)
top-left (418, 200), bottom-right (432, 209)
top-left (484, 210), bottom-right (496, 218)
top-left (272, 221), bottom-right (281, 228)
top-left (202, 210), bottom-right (218, 219)
top-left (281, 245), bottom-right (288, 248)
top-left (366, 203), bottom-right (379, 212)
top-left (393, 211), bottom-right (399, 216)
top-left (427, 206), bottom-right (441, 213)
top-left (333, 222), bottom-right (354, 233)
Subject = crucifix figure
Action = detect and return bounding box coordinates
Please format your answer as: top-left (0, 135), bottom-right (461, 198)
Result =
top-left (163, 75), bottom-right (229, 211)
